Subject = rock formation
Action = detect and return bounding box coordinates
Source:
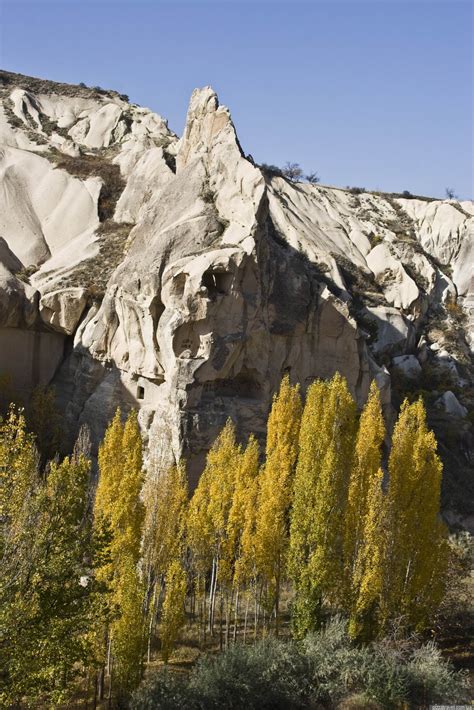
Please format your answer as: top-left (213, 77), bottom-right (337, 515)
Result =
top-left (0, 70), bottom-right (472, 523)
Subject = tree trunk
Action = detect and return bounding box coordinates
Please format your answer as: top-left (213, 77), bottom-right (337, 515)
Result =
top-left (225, 590), bottom-right (233, 648)
top-left (147, 584), bottom-right (157, 663)
top-left (219, 591), bottom-right (224, 651)
top-left (93, 672), bottom-right (98, 710)
top-left (97, 668), bottom-right (105, 702)
top-left (210, 556), bottom-right (219, 635)
top-left (243, 592), bottom-right (250, 643)
top-left (107, 661), bottom-right (113, 710)
top-left (275, 560), bottom-right (281, 637)
top-left (208, 557), bottom-right (216, 634)
top-left (233, 588), bottom-right (240, 643)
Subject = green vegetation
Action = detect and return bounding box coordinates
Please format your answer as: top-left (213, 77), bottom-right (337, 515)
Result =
top-left (0, 375), bottom-right (471, 707)
top-left (131, 619), bottom-right (468, 709)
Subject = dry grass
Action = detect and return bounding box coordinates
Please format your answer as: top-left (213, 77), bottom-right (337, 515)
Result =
top-left (0, 69), bottom-right (127, 102)
top-left (56, 220), bottom-right (134, 297)
top-left (47, 150), bottom-right (125, 221)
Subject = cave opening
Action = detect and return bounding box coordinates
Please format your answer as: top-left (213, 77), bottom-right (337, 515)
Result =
top-left (202, 269), bottom-right (233, 299)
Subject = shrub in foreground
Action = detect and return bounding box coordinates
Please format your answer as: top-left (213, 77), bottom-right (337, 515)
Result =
top-left (131, 619), bottom-right (468, 710)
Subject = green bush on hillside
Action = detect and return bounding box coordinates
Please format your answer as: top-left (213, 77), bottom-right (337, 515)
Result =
top-left (131, 618), bottom-right (468, 710)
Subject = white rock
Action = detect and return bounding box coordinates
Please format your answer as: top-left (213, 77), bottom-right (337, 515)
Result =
top-left (435, 391), bottom-right (468, 418)
top-left (392, 354), bottom-right (422, 378)
top-left (39, 287), bottom-right (88, 335)
top-left (365, 305), bottom-right (413, 354)
top-left (0, 72), bottom-right (472, 481)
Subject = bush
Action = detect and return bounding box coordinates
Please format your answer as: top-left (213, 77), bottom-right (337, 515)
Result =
top-left (131, 619), bottom-right (468, 710)
top-left (259, 163), bottom-right (283, 178)
top-left (190, 638), bottom-right (310, 710)
top-left (282, 162), bottom-right (303, 182)
top-left (130, 670), bottom-right (191, 710)
top-left (406, 642), bottom-right (468, 706)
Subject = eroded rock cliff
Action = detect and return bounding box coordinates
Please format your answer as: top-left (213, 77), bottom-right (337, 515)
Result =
top-left (0, 70), bottom-right (472, 522)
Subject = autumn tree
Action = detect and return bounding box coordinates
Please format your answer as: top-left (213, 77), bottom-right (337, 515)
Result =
top-left (0, 405), bottom-right (38, 529)
top-left (112, 555), bottom-right (145, 700)
top-left (255, 375), bottom-right (302, 634)
top-left (227, 434), bottom-right (260, 589)
top-left (382, 398), bottom-right (448, 632)
top-left (142, 460), bottom-right (188, 659)
top-left (344, 381), bottom-right (386, 639)
top-left (160, 560), bottom-right (187, 663)
top-left (289, 374), bottom-right (356, 637)
top-left (94, 408), bottom-right (145, 701)
top-left (225, 434), bottom-right (260, 642)
top-left (187, 420), bottom-right (240, 636)
top-left (348, 464), bottom-right (385, 641)
top-left (1, 409), bottom-right (104, 706)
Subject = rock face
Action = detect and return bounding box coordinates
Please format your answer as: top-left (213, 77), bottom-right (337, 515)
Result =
top-left (0, 70), bottom-right (473, 518)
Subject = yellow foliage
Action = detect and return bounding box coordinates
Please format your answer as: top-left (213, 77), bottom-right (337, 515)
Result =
top-left (187, 419), bottom-right (240, 584)
top-left (289, 373), bottom-right (356, 636)
top-left (226, 435), bottom-right (260, 589)
top-left (255, 375), bottom-right (302, 618)
top-left (0, 406), bottom-right (38, 525)
top-left (160, 560), bottom-right (187, 663)
top-left (94, 408), bottom-right (145, 695)
top-left (345, 381), bottom-right (386, 639)
top-left (142, 460), bottom-right (188, 584)
top-left (112, 554), bottom-right (145, 695)
top-left (348, 466), bottom-right (385, 640)
top-left (383, 398), bottom-right (448, 632)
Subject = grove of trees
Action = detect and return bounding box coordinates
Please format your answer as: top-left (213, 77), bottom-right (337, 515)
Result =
top-left (0, 373), bottom-right (453, 707)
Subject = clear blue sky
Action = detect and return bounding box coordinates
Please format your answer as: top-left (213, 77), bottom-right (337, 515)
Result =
top-left (1, 0), bottom-right (472, 198)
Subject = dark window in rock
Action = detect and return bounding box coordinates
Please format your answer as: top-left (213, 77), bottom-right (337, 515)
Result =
top-left (212, 370), bottom-right (262, 400)
top-left (202, 269), bottom-right (233, 299)
top-left (137, 385), bottom-right (145, 400)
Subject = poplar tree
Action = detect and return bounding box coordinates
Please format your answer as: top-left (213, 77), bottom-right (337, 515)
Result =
top-left (348, 466), bottom-right (385, 641)
top-left (344, 381), bottom-right (385, 578)
top-left (142, 460), bottom-right (188, 658)
top-left (228, 435), bottom-right (260, 590)
top-left (160, 560), bottom-right (187, 663)
top-left (226, 435), bottom-right (260, 642)
top-left (1, 418), bottom-right (104, 707)
top-left (187, 419), bottom-right (240, 634)
top-left (94, 408), bottom-right (145, 700)
top-left (382, 398), bottom-right (448, 632)
top-left (255, 375), bottom-right (302, 633)
top-left (344, 380), bottom-right (386, 639)
top-left (289, 374), bottom-right (356, 637)
top-left (0, 406), bottom-right (38, 531)
top-left (113, 555), bottom-right (145, 699)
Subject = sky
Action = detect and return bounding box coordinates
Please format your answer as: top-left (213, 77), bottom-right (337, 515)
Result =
top-left (0, 0), bottom-right (472, 199)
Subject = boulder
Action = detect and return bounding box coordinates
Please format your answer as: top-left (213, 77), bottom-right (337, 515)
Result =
top-left (39, 288), bottom-right (88, 335)
top-left (435, 391), bottom-right (468, 418)
top-left (392, 354), bottom-right (422, 378)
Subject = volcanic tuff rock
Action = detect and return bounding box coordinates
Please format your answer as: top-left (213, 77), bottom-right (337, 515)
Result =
top-left (0, 70), bottom-right (472, 522)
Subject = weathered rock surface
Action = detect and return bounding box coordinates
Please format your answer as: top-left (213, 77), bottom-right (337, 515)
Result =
top-left (0, 70), bottom-right (472, 521)
top-left (435, 391), bottom-right (468, 418)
